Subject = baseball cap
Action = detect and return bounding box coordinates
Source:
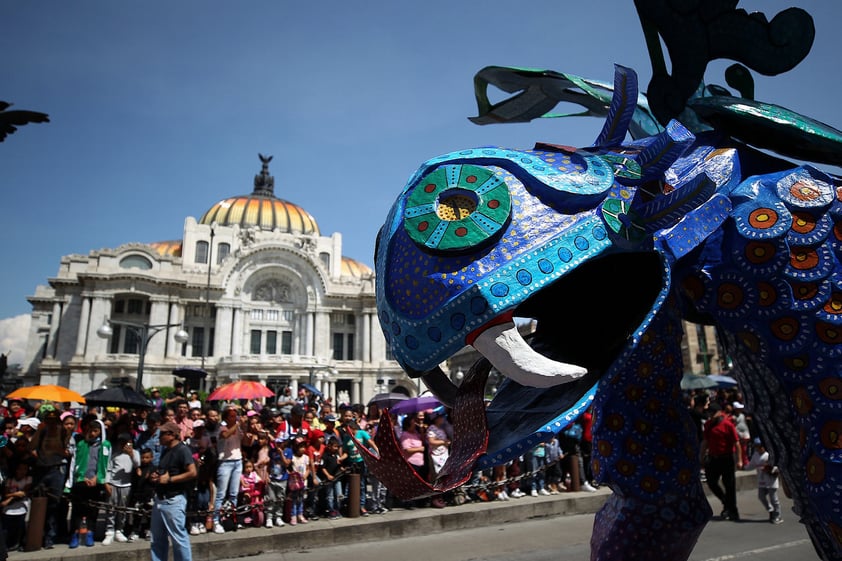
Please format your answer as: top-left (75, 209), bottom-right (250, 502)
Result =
top-left (150, 388), bottom-right (160, 393)
top-left (159, 421), bottom-right (181, 436)
top-left (324, 414), bottom-right (337, 423)
top-left (732, 401), bottom-right (744, 409)
top-left (193, 419), bottom-right (205, 428)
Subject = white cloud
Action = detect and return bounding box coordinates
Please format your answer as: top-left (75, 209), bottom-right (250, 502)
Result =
top-left (0, 315), bottom-right (31, 364)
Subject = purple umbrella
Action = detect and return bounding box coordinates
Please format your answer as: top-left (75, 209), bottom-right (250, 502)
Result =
top-left (389, 395), bottom-right (442, 415)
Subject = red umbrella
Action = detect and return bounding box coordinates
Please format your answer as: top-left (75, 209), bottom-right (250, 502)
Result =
top-left (207, 380), bottom-right (274, 401)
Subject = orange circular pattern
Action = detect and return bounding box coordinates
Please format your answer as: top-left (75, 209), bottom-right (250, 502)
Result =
top-left (634, 418), bottom-right (653, 435)
top-left (820, 420), bottom-right (842, 449)
top-left (744, 241), bottom-right (776, 264)
top-left (625, 386), bottom-right (643, 402)
top-left (640, 476), bottom-right (660, 493)
top-left (819, 378), bottom-right (842, 400)
top-left (791, 282), bottom-right (818, 301)
top-left (791, 211), bottom-right (817, 234)
top-left (790, 248), bottom-right (819, 270)
top-left (660, 432), bottom-right (678, 448)
top-left (616, 459), bottom-right (636, 477)
top-left (677, 469), bottom-right (693, 485)
top-left (597, 440), bottom-right (613, 456)
top-left (757, 282), bottom-right (777, 308)
top-left (654, 455), bottom-right (672, 472)
top-left (605, 414), bottom-right (625, 431)
top-left (792, 387), bottom-right (813, 416)
top-left (816, 322), bottom-right (842, 345)
top-left (770, 317), bottom-right (800, 341)
top-left (717, 283), bottom-right (744, 309)
top-left (625, 438), bottom-right (644, 455)
top-left (823, 292), bottom-right (842, 315)
top-left (806, 455), bottom-right (826, 484)
top-left (790, 180), bottom-right (822, 201)
top-left (748, 208), bottom-right (779, 229)
top-left (737, 331), bottom-right (761, 353)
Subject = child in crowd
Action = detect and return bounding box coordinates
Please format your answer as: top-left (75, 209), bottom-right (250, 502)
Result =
top-left (319, 436), bottom-right (346, 519)
top-left (288, 439), bottom-right (310, 525)
top-left (127, 447), bottom-right (156, 541)
top-left (2, 461), bottom-right (32, 551)
top-left (265, 438), bottom-right (290, 528)
top-left (746, 438), bottom-right (783, 524)
top-left (240, 459), bottom-right (264, 527)
top-left (104, 433), bottom-right (140, 545)
top-left (66, 419), bottom-right (110, 548)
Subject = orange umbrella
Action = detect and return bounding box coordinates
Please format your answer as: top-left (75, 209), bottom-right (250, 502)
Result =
top-left (207, 380), bottom-right (274, 401)
top-left (7, 384), bottom-right (86, 403)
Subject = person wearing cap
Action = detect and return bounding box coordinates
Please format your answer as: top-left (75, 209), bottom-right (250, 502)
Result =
top-left (320, 413), bottom-right (339, 443)
top-left (731, 401), bottom-right (751, 465)
top-left (103, 433), bottom-right (139, 545)
top-left (700, 402), bottom-right (743, 521)
top-left (66, 420), bottom-right (111, 548)
top-left (275, 404), bottom-right (310, 442)
top-left (745, 438), bottom-right (783, 524)
top-left (29, 405), bottom-right (68, 549)
top-left (150, 421), bottom-right (196, 561)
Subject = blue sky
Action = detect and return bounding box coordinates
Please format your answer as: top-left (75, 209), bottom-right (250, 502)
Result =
top-left (2, 0), bottom-right (841, 328)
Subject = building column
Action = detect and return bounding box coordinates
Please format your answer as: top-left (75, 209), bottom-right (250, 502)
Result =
top-left (351, 379), bottom-right (361, 405)
top-left (75, 296), bottom-right (91, 357)
top-left (214, 305), bottom-right (232, 357)
top-left (293, 313), bottom-right (303, 355)
top-left (166, 303), bottom-right (182, 358)
top-left (87, 296), bottom-right (111, 359)
top-left (305, 313), bottom-right (314, 357)
top-left (314, 311), bottom-right (330, 357)
top-left (232, 308), bottom-right (243, 356)
top-left (48, 302), bottom-right (62, 359)
top-left (362, 312), bottom-right (371, 364)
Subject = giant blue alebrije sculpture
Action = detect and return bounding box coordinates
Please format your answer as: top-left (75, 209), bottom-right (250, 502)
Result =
top-left (357, 2), bottom-right (842, 560)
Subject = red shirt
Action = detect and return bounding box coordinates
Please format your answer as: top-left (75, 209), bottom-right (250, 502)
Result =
top-left (703, 414), bottom-right (739, 456)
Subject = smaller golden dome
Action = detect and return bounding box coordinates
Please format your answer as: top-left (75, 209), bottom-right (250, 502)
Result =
top-left (341, 257), bottom-right (373, 278)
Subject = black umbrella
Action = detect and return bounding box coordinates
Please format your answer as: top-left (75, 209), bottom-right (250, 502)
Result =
top-left (83, 386), bottom-right (154, 409)
top-left (367, 392), bottom-right (409, 409)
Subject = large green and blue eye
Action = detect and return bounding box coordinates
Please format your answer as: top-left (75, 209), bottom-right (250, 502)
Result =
top-left (403, 164), bottom-right (511, 252)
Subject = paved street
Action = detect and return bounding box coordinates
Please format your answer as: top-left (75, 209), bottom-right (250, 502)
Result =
top-left (219, 489), bottom-right (811, 561)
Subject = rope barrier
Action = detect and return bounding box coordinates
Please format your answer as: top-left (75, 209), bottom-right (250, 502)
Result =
top-left (60, 457), bottom-right (575, 519)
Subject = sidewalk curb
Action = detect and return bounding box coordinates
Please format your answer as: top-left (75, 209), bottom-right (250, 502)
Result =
top-left (12, 472), bottom-right (757, 561)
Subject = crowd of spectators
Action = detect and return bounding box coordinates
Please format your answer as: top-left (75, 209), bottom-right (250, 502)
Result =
top-left (0, 382), bottom-right (583, 553)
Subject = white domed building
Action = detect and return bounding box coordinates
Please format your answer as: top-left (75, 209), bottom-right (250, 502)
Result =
top-left (23, 155), bottom-right (411, 402)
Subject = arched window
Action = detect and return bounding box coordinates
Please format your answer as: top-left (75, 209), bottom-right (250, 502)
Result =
top-left (217, 242), bottom-right (230, 264)
top-left (119, 255), bottom-right (152, 270)
top-left (195, 241), bottom-right (209, 264)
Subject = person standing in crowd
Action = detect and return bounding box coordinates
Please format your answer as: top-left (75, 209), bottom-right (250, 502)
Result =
top-left (173, 401), bottom-right (193, 442)
top-left (319, 436), bottom-right (346, 519)
top-left (732, 402), bottom-right (751, 465)
top-left (700, 402), bottom-right (743, 521)
top-left (66, 419), bottom-right (110, 548)
top-left (2, 461), bottom-right (31, 552)
top-left (150, 421), bottom-right (196, 561)
top-left (103, 433), bottom-right (139, 545)
top-left (29, 405), bottom-right (68, 549)
top-left (265, 437), bottom-right (290, 528)
top-left (288, 438), bottom-right (310, 525)
top-left (746, 438), bottom-right (783, 524)
top-left (148, 389), bottom-right (165, 414)
top-left (426, 411), bottom-right (450, 508)
top-left (212, 407), bottom-right (247, 534)
top-left (340, 408), bottom-right (378, 516)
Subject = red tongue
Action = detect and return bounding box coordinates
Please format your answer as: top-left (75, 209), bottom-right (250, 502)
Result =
top-left (352, 363), bottom-right (490, 500)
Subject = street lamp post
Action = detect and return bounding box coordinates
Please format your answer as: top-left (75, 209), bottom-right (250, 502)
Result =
top-left (97, 320), bottom-right (189, 392)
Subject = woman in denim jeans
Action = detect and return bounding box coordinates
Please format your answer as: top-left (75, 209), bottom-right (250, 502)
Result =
top-left (212, 407), bottom-right (250, 533)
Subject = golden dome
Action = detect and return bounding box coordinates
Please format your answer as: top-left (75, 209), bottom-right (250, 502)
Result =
top-left (341, 257), bottom-right (373, 278)
top-left (199, 154), bottom-right (320, 235)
